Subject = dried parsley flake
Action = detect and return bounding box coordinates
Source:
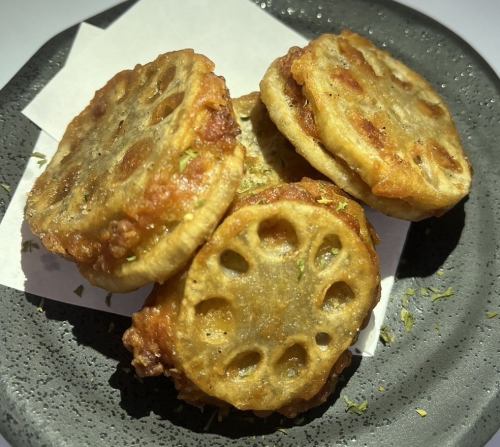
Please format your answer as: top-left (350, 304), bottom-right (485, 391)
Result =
top-left (416, 408), bottom-right (427, 417)
top-left (1, 183), bottom-right (11, 193)
top-left (379, 325), bottom-right (395, 346)
top-left (400, 308), bottom-right (414, 332)
top-left (31, 151), bottom-right (48, 167)
top-left (297, 259), bottom-right (305, 280)
top-left (343, 396), bottom-right (368, 415)
top-left (430, 286), bottom-right (454, 302)
top-left (179, 149), bottom-right (198, 173)
top-left (316, 197), bottom-right (333, 205)
top-left (486, 311), bottom-right (498, 319)
top-left (336, 201), bottom-right (348, 212)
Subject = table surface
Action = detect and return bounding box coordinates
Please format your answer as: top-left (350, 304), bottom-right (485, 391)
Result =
top-left (0, 0), bottom-right (498, 446)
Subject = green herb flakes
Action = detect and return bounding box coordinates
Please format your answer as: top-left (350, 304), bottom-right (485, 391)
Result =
top-left (378, 385), bottom-right (385, 393)
top-left (379, 325), bottom-right (395, 346)
top-left (297, 259), bottom-right (305, 281)
top-left (21, 240), bottom-right (40, 253)
top-left (195, 199), bottom-right (206, 208)
top-left (179, 149), bottom-right (198, 173)
top-left (420, 287), bottom-right (429, 297)
top-left (343, 396), bottom-right (368, 415)
top-left (437, 269), bottom-right (445, 277)
top-left (416, 408), bottom-right (427, 417)
top-left (237, 178), bottom-right (267, 194)
top-left (405, 288), bottom-right (416, 297)
top-left (37, 298), bottom-right (45, 313)
top-left (1, 183), bottom-right (11, 193)
top-left (400, 308), bottom-right (414, 332)
top-left (31, 151), bottom-right (48, 167)
top-left (336, 201), bottom-right (348, 212)
top-left (486, 311), bottom-right (498, 319)
top-left (430, 286), bottom-right (454, 302)
top-left (316, 196), bottom-right (333, 205)
top-left (73, 285), bottom-right (84, 297)
top-left (105, 293), bottom-right (113, 307)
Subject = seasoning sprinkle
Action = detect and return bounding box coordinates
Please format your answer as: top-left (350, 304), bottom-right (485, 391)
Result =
top-left (316, 197), bottom-right (333, 205)
top-left (37, 297), bottom-right (45, 313)
top-left (400, 308), bottom-right (414, 332)
top-left (430, 286), bottom-right (454, 302)
top-left (379, 325), bottom-right (395, 346)
top-left (179, 148), bottom-right (198, 173)
top-left (31, 151), bottom-right (48, 167)
top-left (297, 259), bottom-right (305, 281)
top-left (1, 183), bottom-right (11, 193)
top-left (416, 408), bottom-right (427, 417)
top-left (343, 396), bottom-right (368, 415)
top-left (336, 201), bottom-right (348, 211)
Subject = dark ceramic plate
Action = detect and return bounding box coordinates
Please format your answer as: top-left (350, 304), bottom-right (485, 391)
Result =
top-left (1, 1), bottom-right (499, 446)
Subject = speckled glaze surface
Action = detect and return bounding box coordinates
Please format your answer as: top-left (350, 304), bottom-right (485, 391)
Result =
top-left (0, 0), bottom-right (499, 446)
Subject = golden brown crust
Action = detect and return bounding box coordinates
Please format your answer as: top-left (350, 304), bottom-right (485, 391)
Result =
top-left (260, 45), bottom-right (439, 221)
top-left (233, 92), bottom-right (319, 196)
top-left (175, 180), bottom-right (380, 412)
top-left (291, 31), bottom-right (472, 213)
top-left (26, 50), bottom-right (244, 291)
top-left (123, 180), bottom-right (380, 417)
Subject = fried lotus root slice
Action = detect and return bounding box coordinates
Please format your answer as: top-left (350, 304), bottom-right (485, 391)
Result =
top-left (175, 185), bottom-right (380, 412)
top-left (290, 31), bottom-right (472, 214)
top-left (260, 46), bottom-right (434, 221)
top-left (25, 50), bottom-right (244, 292)
top-left (233, 92), bottom-right (319, 196)
top-left (123, 270), bottom-right (352, 418)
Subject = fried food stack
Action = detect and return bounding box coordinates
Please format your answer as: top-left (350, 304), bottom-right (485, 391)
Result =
top-left (26, 31), bottom-right (472, 417)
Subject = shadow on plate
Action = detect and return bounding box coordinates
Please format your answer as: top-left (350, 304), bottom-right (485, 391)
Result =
top-left (396, 197), bottom-right (467, 279)
top-left (24, 291), bottom-right (361, 437)
top-left (108, 354), bottom-right (362, 437)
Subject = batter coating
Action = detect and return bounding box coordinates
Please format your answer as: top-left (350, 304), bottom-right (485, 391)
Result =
top-left (123, 180), bottom-right (380, 416)
top-left (26, 50), bottom-right (244, 292)
top-left (291, 31), bottom-right (472, 215)
top-left (261, 46), bottom-right (434, 220)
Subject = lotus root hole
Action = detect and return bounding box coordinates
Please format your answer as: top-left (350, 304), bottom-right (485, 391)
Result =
top-left (315, 234), bottom-right (342, 268)
top-left (258, 218), bottom-right (298, 255)
top-left (195, 298), bottom-right (234, 342)
top-left (220, 250), bottom-right (249, 275)
top-left (276, 344), bottom-right (308, 379)
top-left (315, 332), bottom-right (332, 350)
top-left (150, 91), bottom-right (184, 125)
top-left (157, 66), bottom-right (176, 93)
top-left (322, 282), bottom-right (354, 312)
top-left (225, 351), bottom-right (262, 380)
top-left (116, 139), bottom-right (153, 180)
